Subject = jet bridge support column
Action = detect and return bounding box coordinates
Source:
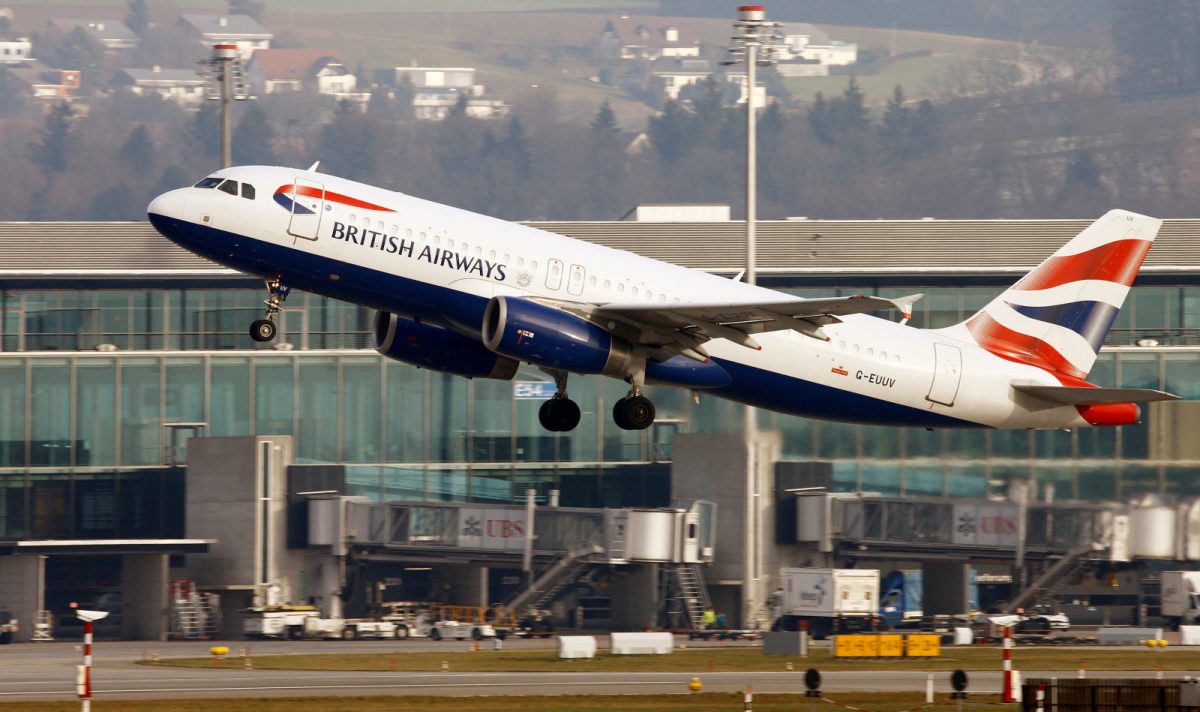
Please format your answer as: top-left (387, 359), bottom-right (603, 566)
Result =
top-left (922, 561), bottom-right (970, 617)
top-left (121, 554), bottom-right (169, 641)
top-left (439, 564), bottom-right (488, 607)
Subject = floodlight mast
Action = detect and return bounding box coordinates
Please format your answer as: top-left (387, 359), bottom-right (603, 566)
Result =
top-left (722, 4), bottom-right (784, 633)
top-left (199, 43), bottom-right (249, 168)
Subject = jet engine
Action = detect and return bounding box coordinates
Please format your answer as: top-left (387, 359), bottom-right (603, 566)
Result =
top-left (373, 311), bottom-right (519, 380)
top-left (482, 296), bottom-right (632, 375)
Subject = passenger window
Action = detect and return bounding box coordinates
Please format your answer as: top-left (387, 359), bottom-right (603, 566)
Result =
top-left (406, 228), bottom-right (413, 238)
top-left (217, 179), bottom-right (238, 196)
top-left (241, 183), bottom-right (255, 199)
top-left (603, 279), bottom-right (611, 289)
top-left (194, 177), bottom-right (221, 189)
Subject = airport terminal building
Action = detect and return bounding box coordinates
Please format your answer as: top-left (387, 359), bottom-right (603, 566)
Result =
top-left (1, 216), bottom-right (1198, 640)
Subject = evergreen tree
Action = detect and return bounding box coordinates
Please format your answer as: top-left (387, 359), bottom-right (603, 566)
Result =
top-left (119, 124), bottom-right (155, 172)
top-left (878, 85), bottom-right (914, 160)
top-left (0, 71), bottom-right (22, 117)
top-left (502, 115), bottom-right (532, 179)
top-left (648, 99), bottom-right (693, 164)
top-left (832, 77), bottom-right (869, 133)
top-left (233, 103), bottom-right (277, 165)
top-left (125, 0), bottom-right (149, 34)
top-left (758, 102), bottom-right (785, 140)
top-left (45, 27), bottom-right (106, 90)
top-left (806, 91), bottom-right (834, 145)
top-left (31, 102), bottom-right (72, 173)
top-left (1065, 150), bottom-right (1103, 190)
top-left (590, 100), bottom-right (619, 135)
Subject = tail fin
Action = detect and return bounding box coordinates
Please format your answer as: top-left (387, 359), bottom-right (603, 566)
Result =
top-left (957, 209), bottom-right (1162, 381)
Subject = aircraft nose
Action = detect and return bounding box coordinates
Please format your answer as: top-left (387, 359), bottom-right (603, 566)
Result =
top-left (147, 189), bottom-right (187, 220)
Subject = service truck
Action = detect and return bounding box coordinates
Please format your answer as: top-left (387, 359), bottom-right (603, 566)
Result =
top-left (1161, 571), bottom-right (1200, 630)
top-left (769, 568), bottom-right (879, 639)
top-left (242, 605), bottom-right (320, 639)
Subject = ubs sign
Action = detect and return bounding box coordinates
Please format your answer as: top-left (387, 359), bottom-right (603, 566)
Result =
top-left (953, 504), bottom-right (1019, 547)
top-left (458, 508), bottom-right (527, 551)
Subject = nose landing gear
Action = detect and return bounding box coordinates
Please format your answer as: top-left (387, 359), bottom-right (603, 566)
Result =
top-left (249, 277), bottom-right (290, 343)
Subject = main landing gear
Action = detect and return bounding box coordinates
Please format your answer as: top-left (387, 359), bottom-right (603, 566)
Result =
top-left (249, 277), bottom-right (290, 342)
top-left (612, 361), bottom-right (654, 431)
top-left (539, 370), bottom-right (581, 432)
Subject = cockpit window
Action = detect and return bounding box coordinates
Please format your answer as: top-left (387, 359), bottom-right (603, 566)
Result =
top-left (241, 183), bottom-right (256, 200)
top-left (217, 179), bottom-right (238, 196)
top-left (194, 177), bottom-right (222, 189)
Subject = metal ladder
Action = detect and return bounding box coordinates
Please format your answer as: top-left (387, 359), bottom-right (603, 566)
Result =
top-left (505, 544), bottom-right (600, 615)
top-left (673, 563), bottom-right (712, 630)
top-left (198, 592), bottom-right (222, 638)
top-left (31, 610), bottom-right (54, 641)
top-left (170, 580), bottom-right (202, 640)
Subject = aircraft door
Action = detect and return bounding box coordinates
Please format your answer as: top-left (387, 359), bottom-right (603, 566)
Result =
top-left (287, 178), bottom-right (325, 241)
top-left (546, 258), bottom-right (564, 290)
top-left (926, 342), bottom-right (962, 407)
top-left (567, 264), bottom-right (586, 296)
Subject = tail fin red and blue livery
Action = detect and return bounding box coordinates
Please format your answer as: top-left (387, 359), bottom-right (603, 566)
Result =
top-left (959, 209), bottom-right (1161, 382)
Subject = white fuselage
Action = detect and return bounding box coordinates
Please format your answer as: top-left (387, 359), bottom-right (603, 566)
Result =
top-left (147, 165), bottom-right (1095, 430)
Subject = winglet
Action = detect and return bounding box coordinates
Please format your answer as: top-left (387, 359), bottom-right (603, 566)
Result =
top-left (890, 293), bottom-right (923, 324)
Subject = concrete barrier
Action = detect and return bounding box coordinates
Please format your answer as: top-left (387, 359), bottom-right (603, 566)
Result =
top-left (1097, 627), bottom-right (1163, 644)
top-left (556, 635), bottom-right (597, 659)
top-left (609, 631), bottom-right (673, 655)
top-left (953, 627), bottom-right (974, 645)
top-left (1180, 626), bottom-right (1200, 645)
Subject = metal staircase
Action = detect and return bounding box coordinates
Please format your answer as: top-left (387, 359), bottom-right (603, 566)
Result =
top-left (671, 563), bottom-right (712, 630)
top-left (504, 544), bottom-right (601, 615)
top-left (169, 580), bottom-right (203, 640)
top-left (1004, 544), bottom-right (1093, 613)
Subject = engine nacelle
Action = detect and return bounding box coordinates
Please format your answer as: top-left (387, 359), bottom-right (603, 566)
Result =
top-left (373, 311), bottom-right (519, 380)
top-left (482, 296), bottom-right (632, 375)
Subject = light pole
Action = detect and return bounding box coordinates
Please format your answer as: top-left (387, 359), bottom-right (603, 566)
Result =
top-left (724, 4), bottom-right (783, 630)
top-left (199, 43), bottom-right (249, 168)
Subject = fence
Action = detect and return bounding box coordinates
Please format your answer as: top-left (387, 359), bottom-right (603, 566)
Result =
top-left (1021, 678), bottom-right (1186, 711)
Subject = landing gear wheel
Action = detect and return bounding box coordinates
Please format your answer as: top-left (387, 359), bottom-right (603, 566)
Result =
top-left (249, 319), bottom-right (277, 342)
top-left (539, 397), bottom-right (581, 432)
top-left (613, 395), bottom-right (655, 430)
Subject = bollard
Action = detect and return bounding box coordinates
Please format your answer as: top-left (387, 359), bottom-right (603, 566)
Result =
top-left (926, 670), bottom-right (934, 703)
top-left (1078, 660), bottom-right (1085, 679)
top-left (1001, 626), bottom-right (1015, 703)
top-left (243, 655), bottom-right (252, 670)
top-left (151, 652), bottom-right (159, 665)
top-left (1035, 683), bottom-right (1045, 711)
top-left (786, 661), bottom-right (794, 671)
top-left (688, 676), bottom-right (702, 693)
top-left (493, 637), bottom-right (502, 651)
top-left (441, 660), bottom-right (449, 672)
top-left (743, 685), bottom-right (753, 711)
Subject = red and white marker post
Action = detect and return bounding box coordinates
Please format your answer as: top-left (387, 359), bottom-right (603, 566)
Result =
top-left (1001, 625), bottom-right (1015, 703)
top-left (73, 606), bottom-right (110, 712)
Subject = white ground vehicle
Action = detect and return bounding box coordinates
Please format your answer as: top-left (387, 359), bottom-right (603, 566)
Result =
top-left (1162, 571), bottom-right (1200, 630)
top-left (429, 619), bottom-right (496, 641)
top-left (243, 605), bottom-right (320, 639)
top-left (0, 606), bottom-right (16, 644)
top-left (770, 568), bottom-right (879, 639)
top-left (302, 617), bottom-right (400, 640)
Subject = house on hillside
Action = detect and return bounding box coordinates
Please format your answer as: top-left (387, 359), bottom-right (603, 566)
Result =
top-left (598, 16), bottom-right (701, 60)
top-left (179, 14), bottom-right (271, 62)
top-left (114, 66), bottom-right (206, 107)
top-left (651, 58), bottom-right (714, 100)
top-left (387, 65), bottom-right (508, 120)
top-left (4, 60), bottom-right (80, 100)
top-left (776, 23), bottom-right (856, 77)
top-left (248, 48), bottom-right (361, 101)
top-left (48, 19), bottom-right (140, 51)
top-left (0, 38), bottom-right (31, 64)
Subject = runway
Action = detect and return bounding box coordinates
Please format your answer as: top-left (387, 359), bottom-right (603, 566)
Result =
top-left (0, 639), bottom-right (1188, 702)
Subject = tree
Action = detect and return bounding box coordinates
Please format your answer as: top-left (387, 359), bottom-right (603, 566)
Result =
top-left (41, 27), bottom-right (106, 90)
top-left (187, 102), bottom-right (221, 162)
top-left (229, 0), bottom-right (266, 21)
top-left (233, 103), bottom-right (277, 165)
top-left (31, 102), bottom-right (73, 174)
top-left (0, 71), bottom-right (23, 118)
top-left (119, 124), bottom-right (155, 172)
top-left (125, 0), bottom-right (149, 34)
top-left (590, 100), bottom-right (619, 135)
top-left (648, 99), bottom-right (693, 164)
top-left (878, 85), bottom-right (915, 160)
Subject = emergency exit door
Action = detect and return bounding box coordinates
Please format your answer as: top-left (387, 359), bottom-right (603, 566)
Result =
top-left (926, 343), bottom-right (962, 407)
top-left (287, 178), bottom-right (324, 241)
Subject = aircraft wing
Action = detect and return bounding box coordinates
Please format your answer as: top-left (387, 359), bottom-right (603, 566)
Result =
top-left (592, 293), bottom-right (922, 354)
top-left (1012, 384), bottom-right (1180, 406)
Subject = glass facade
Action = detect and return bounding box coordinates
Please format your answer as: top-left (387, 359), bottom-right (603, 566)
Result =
top-left (1, 277), bottom-right (1197, 542)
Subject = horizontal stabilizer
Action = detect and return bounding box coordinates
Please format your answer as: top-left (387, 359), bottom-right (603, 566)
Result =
top-left (1012, 384), bottom-right (1180, 406)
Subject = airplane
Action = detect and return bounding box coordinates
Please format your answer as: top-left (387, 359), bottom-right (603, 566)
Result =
top-left (147, 165), bottom-right (1178, 433)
